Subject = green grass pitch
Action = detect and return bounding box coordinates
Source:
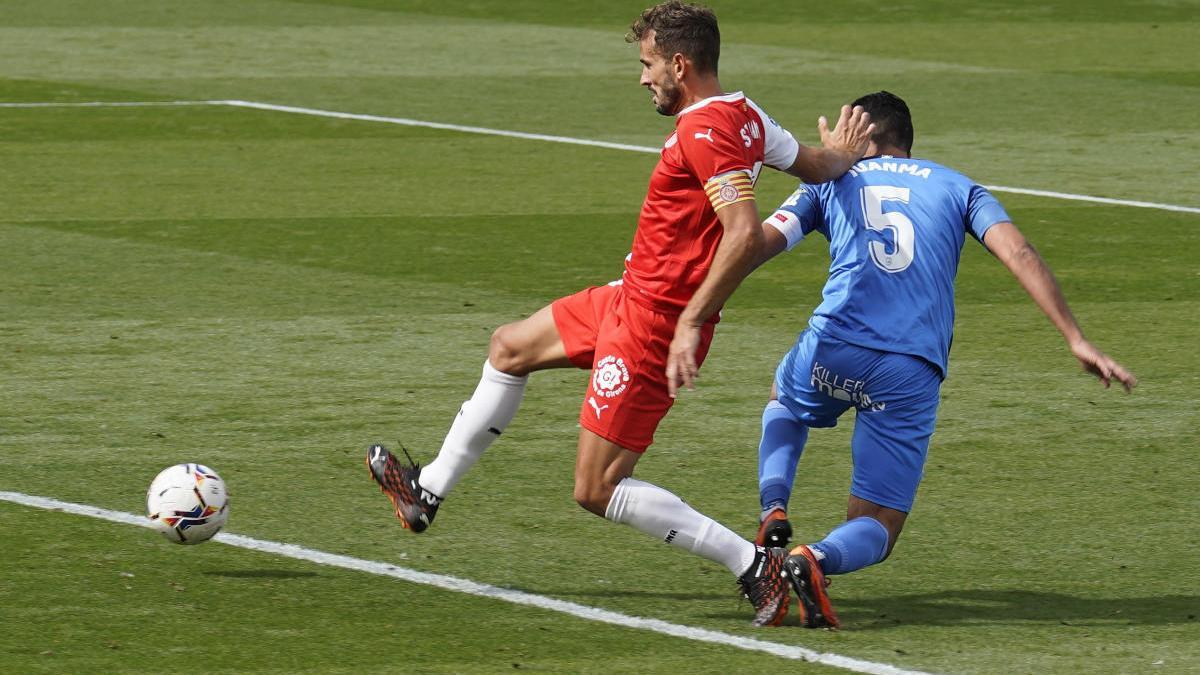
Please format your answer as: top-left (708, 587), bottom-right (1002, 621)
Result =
top-left (1, 1), bottom-right (1197, 672)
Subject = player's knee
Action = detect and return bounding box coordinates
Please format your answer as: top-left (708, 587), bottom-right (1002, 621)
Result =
top-left (488, 324), bottom-right (529, 375)
top-left (874, 517), bottom-right (904, 562)
top-left (573, 481), bottom-right (613, 518)
top-left (880, 528), bottom-right (902, 561)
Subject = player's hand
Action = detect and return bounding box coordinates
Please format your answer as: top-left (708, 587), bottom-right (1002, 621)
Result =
top-left (666, 322), bottom-right (702, 398)
top-left (819, 104), bottom-right (875, 159)
top-left (1070, 338), bottom-right (1137, 392)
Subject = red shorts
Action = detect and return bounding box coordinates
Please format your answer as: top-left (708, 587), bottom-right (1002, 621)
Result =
top-left (551, 284), bottom-right (715, 453)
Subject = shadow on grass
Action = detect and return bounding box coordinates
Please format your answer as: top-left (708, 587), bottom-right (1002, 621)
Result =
top-left (204, 569), bottom-right (320, 579)
top-left (835, 589), bottom-right (1200, 630)
top-left (543, 586), bottom-right (1198, 628)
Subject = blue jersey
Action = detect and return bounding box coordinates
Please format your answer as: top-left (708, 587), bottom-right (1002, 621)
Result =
top-left (767, 156), bottom-right (1010, 377)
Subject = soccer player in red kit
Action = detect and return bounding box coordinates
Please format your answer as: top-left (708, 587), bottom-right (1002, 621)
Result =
top-left (367, 1), bottom-right (874, 626)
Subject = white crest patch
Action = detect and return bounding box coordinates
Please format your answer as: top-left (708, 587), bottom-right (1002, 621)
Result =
top-left (592, 355), bottom-right (630, 398)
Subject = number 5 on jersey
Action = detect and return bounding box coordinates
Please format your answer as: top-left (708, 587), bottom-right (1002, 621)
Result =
top-left (860, 185), bottom-right (914, 273)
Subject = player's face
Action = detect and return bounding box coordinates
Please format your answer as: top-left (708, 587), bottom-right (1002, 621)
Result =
top-left (638, 32), bottom-right (681, 116)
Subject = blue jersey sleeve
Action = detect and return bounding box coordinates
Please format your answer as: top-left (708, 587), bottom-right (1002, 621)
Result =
top-left (767, 183), bottom-right (825, 250)
top-left (965, 184), bottom-right (1010, 244)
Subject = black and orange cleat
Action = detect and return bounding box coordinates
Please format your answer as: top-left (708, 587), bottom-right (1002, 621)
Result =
top-left (755, 507), bottom-right (793, 548)
top-left (785, 545), bottom-right (840, 629)
top-left (737, 546), bottom-right (793, 627)
top-left (365, 443), bottom-right (441, 533)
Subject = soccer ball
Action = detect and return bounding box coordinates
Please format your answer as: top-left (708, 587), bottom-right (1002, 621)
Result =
top-left (146, 463), bottom-right (230, 544)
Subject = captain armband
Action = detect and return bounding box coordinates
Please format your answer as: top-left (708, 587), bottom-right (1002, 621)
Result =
top-left (704, 171), bottom-right (755, 211)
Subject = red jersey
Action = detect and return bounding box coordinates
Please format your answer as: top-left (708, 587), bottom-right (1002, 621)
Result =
top-left (621, 92), bottom-right (799, 315)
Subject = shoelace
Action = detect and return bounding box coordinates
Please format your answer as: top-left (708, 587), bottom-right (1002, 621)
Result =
top-left (398, 442), bottom-right (422, 471)
top-left (395, 442), bottom-right (443, 504)
top-left (738, 555), bottom-right (787, 604)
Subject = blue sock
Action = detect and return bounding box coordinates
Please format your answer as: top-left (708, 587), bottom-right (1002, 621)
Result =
top-left (810, 517), bottom-right (890, 575)
top-left (758, 400), bottom-right (809, 512)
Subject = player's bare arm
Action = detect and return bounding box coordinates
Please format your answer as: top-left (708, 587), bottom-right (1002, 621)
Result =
top-left (666, 198), bottom-right (763, 397)
top-left (983, 221), bottom-right (1137, 392)
top-left (785, 104), bottom-right (875, 183)
top-left (752, 220), bottom-right (791, 269)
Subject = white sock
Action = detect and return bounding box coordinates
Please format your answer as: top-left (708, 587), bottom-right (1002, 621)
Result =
top-left (604, 477), bottom-right (758, 577)
top-left (419, 360), bottom-right (527, 497)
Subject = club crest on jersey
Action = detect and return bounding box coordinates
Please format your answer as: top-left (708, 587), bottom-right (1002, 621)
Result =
top-left (592, 355), bottom-right (630, 398)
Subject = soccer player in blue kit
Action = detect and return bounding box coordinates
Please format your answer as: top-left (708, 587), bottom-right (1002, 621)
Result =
top-left (751, 91), bottom-right (1138, 628)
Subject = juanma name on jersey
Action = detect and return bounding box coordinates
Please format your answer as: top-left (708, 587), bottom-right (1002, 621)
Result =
top-left (847, 158), bottom-right (932, 179)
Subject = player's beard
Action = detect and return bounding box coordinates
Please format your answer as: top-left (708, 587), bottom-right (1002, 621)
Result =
top-left (653, 75), bottom-right (682, 116)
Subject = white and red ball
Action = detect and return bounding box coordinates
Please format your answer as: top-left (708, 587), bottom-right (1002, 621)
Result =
top-left (146, 463), bottom-right (229, 544)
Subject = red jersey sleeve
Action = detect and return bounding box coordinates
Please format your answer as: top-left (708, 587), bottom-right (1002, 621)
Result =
top-left (674, 107), bottom-right (756, 184)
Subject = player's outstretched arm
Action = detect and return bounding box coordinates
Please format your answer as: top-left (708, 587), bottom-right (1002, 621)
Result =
top-left (983, 221), bottom-right (1138, 392)
top-left (784, 105), bottom-right (874, 183)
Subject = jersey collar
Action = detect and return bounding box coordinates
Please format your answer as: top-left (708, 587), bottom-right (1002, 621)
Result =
top-left (676, 91), bottom-right (745, 118)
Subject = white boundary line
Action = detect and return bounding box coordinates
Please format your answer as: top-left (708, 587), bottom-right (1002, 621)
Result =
top-left (0, 490), bottom-right (928, 675)
top-left (973, 185), bottom-right (1200, 214)
top-left (223, 99), bottom-right (662, 154)
top-left (1, 99), bottom-right (1197, 215)
top-left (0, 100), bottom-right (221, 108)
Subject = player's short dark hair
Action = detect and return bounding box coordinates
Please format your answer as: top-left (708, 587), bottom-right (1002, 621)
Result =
top-left (627, 1), bottom-right (721, 75)
top-left (852, 91), bottom-right (914, 153)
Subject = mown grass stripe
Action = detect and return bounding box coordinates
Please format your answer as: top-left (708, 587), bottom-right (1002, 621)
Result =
top-left (4, 98), bottom-right (1196, 215)
top-left (219, 99), bottom-right (1200, 216)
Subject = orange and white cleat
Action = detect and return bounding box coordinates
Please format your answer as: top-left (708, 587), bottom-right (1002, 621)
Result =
top-left (755, 507), bottom-right (793, 548)
top-left (785, 545), bottom-right (840, 629)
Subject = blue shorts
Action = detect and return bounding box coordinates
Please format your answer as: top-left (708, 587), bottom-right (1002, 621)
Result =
top-left (774, 329), bottom-right (942, 512)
